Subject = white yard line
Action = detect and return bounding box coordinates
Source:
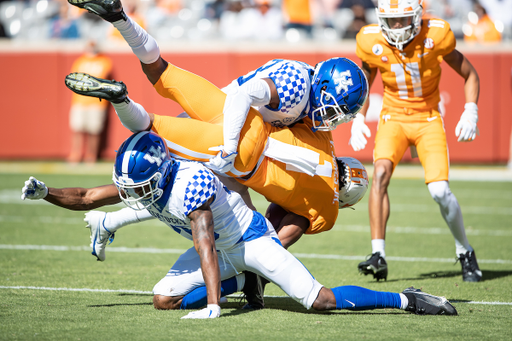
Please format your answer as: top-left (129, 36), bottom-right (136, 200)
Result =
top-left (0, 286), bottom-right (511, 306)
top-left (1, 244), bottom-right (511, 264)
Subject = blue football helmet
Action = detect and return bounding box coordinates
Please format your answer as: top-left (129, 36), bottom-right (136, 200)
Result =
top-left (113, 131), bottom-right (173, 210)
top-left (309, 57), bottom-right (368, 132)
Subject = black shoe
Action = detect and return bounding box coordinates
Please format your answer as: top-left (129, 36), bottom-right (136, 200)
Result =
top-left (358, 252), bottom-right (388, 281)
top-left (241, 271), bottom-right (264, 310)
top-left (402, 287), bottom-right (458, 316)
top-left (67, 0), bottom-right (126, 22)
top-left (458, 250), bottom-right (482, 282)
top-left (65, 73), bottom-right (128, 104)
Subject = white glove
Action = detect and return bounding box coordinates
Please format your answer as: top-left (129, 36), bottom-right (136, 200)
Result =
top-left (455, 103), bottom-right (479, 142)
top-left (181, 304), bottom-right (221, 319)
top-left (205, 146), bottom-right (237, 174)
top-left (21, 176), bottom-right (48, 200)
top-left (349, 113), bottom-right (371, 151)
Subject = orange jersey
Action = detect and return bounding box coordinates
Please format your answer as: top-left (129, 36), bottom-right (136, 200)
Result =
top-left (356, 19), bottom-right (455, 112)
top-left (241, 119), bottom-right (339, 234)
top-left (71, 54), bottom-right (112, 107)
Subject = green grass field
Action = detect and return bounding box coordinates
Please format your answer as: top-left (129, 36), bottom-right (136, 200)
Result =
top-left (1, 163), bottom-right (511, 340)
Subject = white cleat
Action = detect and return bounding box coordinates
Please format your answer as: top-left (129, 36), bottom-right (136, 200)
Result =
top-left (84, 211), bottom-right (115, 261)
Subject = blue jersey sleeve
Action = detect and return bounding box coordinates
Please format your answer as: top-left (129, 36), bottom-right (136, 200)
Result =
top-left (183, 168), bottom-right (217, 216)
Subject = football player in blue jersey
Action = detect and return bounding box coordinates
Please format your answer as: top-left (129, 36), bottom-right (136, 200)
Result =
top-left (66, 0), bottom-right (368, 175)
top-left (21, 131), bottom-right (457, 318)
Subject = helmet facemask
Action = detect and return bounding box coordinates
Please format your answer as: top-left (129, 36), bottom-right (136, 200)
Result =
top-left (113, 167), bottom-right (165, 211)
top-left (311, 88), bottom-right (354, 131)
top-left (377, 0), bottom-right (423, 50)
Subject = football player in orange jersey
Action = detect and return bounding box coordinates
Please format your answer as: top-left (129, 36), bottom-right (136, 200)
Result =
top-left (350, 0), bottom-right (482, 282)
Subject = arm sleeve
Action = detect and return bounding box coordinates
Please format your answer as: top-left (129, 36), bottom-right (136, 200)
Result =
top-left (222, 78), bottom-right (271, 154)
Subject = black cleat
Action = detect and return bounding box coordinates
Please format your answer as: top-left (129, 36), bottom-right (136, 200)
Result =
top-left (67, 0), bottom-right (126, 22)
top-left (402, 287), bottom-right (458, 316)
top-left (458, 250), bottom-right (482, 282)
top-left (358, 252), bottom-right (388, 281)
top-left (65, 73), bottom-right (128, 104)
top-left (241, 271), bottom-right (264, 310)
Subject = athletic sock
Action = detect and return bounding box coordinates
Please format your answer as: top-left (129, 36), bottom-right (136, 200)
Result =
top-left (111, 97), bottom-right (151, 132)
top-left (180, 275), bottom-right (242, 310)
top-left (371, 239), bottom-right (386, 258)
top-left (112, 17), bottom-right (160, 64)
top-left (331, 286), bottom-right (401, 310)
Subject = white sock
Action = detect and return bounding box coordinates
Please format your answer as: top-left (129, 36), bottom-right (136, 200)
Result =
top-left (399, 293), bottom-right (408, 309)
top-left (112, 17), bottom-right (160, 64)
top-left (428, 181), bottom-right (473, 256)
top-left (371, 239), bottom-right (386, 258)
top-left (111, 98), bottom-right (151, 132)
top-left (104, 208), bottom-right (154, 232)
top-left (235, 273), bottom-right (246, 292)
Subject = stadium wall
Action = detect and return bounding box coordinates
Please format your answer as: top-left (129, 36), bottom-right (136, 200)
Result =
top-left (1, 41), bottom-right (511, 164)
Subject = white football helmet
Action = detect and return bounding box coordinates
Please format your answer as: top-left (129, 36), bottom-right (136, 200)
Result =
top-left (337, 157), bottom-right (369, 209)
top-left (376, 0), bottom-right (423, 50)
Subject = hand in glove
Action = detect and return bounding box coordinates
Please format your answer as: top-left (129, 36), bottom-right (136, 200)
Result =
top-left (205, 146), bottom-right (237, 174)
top-left (349, 113), bottom-right (371, 151)
top-left (21, 176), bottom-right (48, 200)
top-left (455, 103), bottom-right (479, 142)
top-left (181, 304), bottom-right (221, 319)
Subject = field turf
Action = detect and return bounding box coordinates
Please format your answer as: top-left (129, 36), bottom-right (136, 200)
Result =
top-left (1, 162), bottom-right (511, 340)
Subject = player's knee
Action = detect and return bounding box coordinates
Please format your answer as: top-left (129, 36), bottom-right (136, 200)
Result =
top-left (153, 294), bottom-right (182, 310)
top-left (428, 181), bottom-right (450, 205)
top-left (372, 162), bottom-right (392, 188)
top-left (311, 288), bottom-right (336, 311)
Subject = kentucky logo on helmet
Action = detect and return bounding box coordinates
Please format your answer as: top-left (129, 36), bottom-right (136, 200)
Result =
top-left (334, 70), bottom-right (353, 94)
top-left (143, 145), bottom-right (164, 166)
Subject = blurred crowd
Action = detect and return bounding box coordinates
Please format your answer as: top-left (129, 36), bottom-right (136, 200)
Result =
top-left (0, 0), bottom-right (510, 43)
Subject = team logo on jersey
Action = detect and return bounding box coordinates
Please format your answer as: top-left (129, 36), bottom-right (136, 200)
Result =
top-left (424, 38), bottom-right (434, 49)
top-left (143, 146), bottom-right (164, 166)
top-left (381, 56), bottom-right (388, 63)
top-left (333, 70), bottom-right (353, 94)
top-left (372, 44), bottom-right (383, 56)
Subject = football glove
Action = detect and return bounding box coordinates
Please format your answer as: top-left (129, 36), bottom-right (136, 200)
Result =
top-left (21, 176), bottom-right (48, 200)
top-left (455, 103), bottom-right (479, 142)
top-left (349, 113), bottom-right (371, 151)
top-left (205, 146), bottom-right (237, 174)
top-left (181, 304), bottom-right (221, 319)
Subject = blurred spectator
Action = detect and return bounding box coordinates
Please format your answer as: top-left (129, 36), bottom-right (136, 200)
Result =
top-left (50, 2), bottom-right (81, 39)
top-left (343, 4), bottom-right (367, 38)
top-left (463, 2), bottom-right (501, 43)
top-left (282, 0), bottom-right (313, 35)
top-left (67, 40), bottom-right (112, 164)
top-left (338, 0), bottom-right (374, 9)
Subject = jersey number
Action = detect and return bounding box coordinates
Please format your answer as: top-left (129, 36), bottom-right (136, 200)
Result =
top-left (390, 63), bottom-right (422, 99)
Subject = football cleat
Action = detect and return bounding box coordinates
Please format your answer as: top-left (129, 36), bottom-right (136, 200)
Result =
top-left (402, 287), bottom-right (458, 316)
top-left (65, 73), bottom-right (128, 104)
top-left (358, 252), bottom-right (388, 281)
top-left (458, 251), bottom-right (482, 282)
top-left (241, 271), bottom-right (265, 310)
top-left (67, 0), bottom-right (126, 22)
top-left (84, 211), bottom-right (115, 262)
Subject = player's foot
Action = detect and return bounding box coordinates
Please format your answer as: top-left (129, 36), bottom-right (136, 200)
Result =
top-left (65, 73), bottom-right (128, 104)
top-left (458, 250), bottom-right (482, 282)
top-left (67, 0), bottom-right (126, 22)
top-left (358, 252), bottom-right (388, 281)
top-left (402, 287), bottom-right (458, 315)
top-left (241, 271), bottom-right (264, 310)
top-left (84, 211), bottom-right (115, 262)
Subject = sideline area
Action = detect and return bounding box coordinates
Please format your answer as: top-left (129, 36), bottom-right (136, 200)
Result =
top-left (1, 161), bottom-right (512, 181)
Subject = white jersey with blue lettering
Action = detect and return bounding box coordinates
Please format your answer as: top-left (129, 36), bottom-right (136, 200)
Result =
top-left (226, 59), bottom-right (314, 127)
top-left (145, 160), bottom-right (255, 250)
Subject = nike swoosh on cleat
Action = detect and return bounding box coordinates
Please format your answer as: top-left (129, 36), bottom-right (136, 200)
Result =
top-left (345, 300), bottom-right (356, 308)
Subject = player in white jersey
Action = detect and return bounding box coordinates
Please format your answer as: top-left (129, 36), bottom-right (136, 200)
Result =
top-left (66, 0), bottom-right (368, 175)
top-left (22, 131), bottom-right (457, 318)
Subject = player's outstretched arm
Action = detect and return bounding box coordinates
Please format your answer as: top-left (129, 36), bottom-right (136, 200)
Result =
top-left (349, 62), bottom-right (376, 151)
top-left (184, 198), bottom-right (221, 319)
top-left (444, 49), bottom-right (480, 142)
top-left (21, 177), bottom-right (120, 211)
